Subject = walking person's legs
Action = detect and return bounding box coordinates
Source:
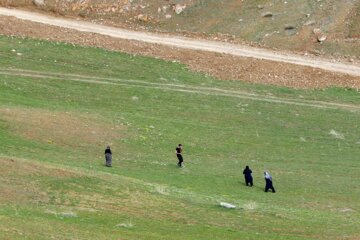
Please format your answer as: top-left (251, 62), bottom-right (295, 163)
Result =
top-left (105, 153), bottom-right (112, 167)
top-left (265, 180), bottom-right (270, 192)
top-left (177, 155), bottom-right (183, 167)
top-left (245, 176), bottom-right (252, 186)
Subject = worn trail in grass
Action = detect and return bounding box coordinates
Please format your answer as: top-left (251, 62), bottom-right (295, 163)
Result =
top-left (0, 35), bottom-right (359, 239)
top-left (1, 68), bottom-right (360, 111)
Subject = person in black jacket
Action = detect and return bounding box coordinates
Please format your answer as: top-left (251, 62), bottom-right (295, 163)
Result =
top-left (104, 146), bottom-right (112, 167)
top-left (175, 144), bottom-right (183, 167)
top-left (243, 166), bottom-right (253, 186)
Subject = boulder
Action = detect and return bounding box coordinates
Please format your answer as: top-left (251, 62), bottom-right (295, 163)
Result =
top-left (220, 202), bottom-right (236, 209)
top-left (262, 12), bottom-right (273, 18)
top-left (317, 35), bottom-right (327, 42)
top-left (304, 20), bottom-right (316, 26)
top-left (136, 14), bottom-right (149, 23)
top-left (173, 4), bottom-right (186, 14)
top-left (33, 0), bottom-right (45, 7)
top-left (284, 24), bottom-right (295, 30)
top-left (313, 28), bottom-right (327, 42)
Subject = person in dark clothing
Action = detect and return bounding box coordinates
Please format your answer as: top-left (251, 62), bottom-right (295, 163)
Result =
top-left (243, 166), bottom-right (253, 186)
top-left (264, 172), bottom-right (276, 193)
top-left (175, 144), bottom-right (183, 167)
top-left (104, 145), bottom-right (112, 167)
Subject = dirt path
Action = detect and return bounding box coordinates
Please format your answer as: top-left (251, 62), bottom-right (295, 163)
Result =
top-left (1, 8), bottom-right (360, 77)
top-left (2, 68), bottom-right (359, 111)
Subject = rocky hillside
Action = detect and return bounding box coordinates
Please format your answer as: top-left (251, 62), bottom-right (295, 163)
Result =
top-left (1, 0), bottom-right (359, 59)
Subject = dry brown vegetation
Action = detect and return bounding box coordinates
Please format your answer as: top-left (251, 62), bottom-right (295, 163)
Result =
top-left (0, 107), bottom-right (124, 147)
top-left (0, 158), bottom-right (50, 204)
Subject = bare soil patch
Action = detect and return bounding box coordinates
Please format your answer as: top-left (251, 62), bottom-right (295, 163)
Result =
top-left (0, 16), bottom-right (360, 89)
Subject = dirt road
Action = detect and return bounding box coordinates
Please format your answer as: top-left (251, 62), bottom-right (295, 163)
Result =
top-left (1, 7), bottom-right (359, 77)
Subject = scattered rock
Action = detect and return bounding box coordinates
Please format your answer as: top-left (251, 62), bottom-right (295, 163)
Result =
top-left (317, 35), bottom-right (327, 42)
top-left (257, 5), bottom-right (264, 9)
top-left (33, 0), bottom-right (45, 7)
top-left (45, 210), bottom-right (77, 218)
top-left (304, 20), bottom-right (316, 26)
top-left (220, 202), bottom-right (236, 209)
top-left (313, 28), bottom-right (326, 42)
top-left (131, 96), bottom-right (139, 101)
top-left (136, 14), bottom-right (149, 23)
top-left (60, 212), bottom-right (77, 218)
top-left (262, 12), bottom-right (273, 18)
top-left (284, 24), bottom-right (295, 30)
top-left (165, 14), bottom-right (172, 19)
top-left (313, 28), bottom-right (321, 34)
top-left (173, 4), bottom-right (186, 14)
top-left (2, 12), bottom-right (358, 90)
top-left (329, 129), bottom-right (344, 140)
top-left (116, 222), bottom-right (133, 228)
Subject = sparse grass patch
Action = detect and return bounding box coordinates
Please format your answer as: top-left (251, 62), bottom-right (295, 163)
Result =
top-left (0, 107), bottom-right (124, 147)
top-left (348, 1), bottom-right (360, 39)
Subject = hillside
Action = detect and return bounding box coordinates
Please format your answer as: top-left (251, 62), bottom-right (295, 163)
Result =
top-left (1, 0), bottom-right (360, 59)
top-left (0, 34), bottom-right (360, 239)
top-left (0, 1), bottom-right (360, 239)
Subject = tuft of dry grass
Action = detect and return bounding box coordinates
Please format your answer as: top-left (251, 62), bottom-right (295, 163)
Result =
top-left (243, 201), bottom-right (257, 210)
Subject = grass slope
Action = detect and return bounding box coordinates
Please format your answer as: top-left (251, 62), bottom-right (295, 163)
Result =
top-left (0, 35), bottom-right (359, 239)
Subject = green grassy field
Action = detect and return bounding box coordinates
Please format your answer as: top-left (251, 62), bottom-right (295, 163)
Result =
top-left (0, 35), bottom-right (359, 239)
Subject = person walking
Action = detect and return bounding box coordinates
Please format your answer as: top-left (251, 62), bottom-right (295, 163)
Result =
top-left (104, 145), bottom-right (112, 167)
top-left (175, 144), bottom-right (183, 167)
top-left (243, 166), bottom-right (253, 186)
top-left (264, 171), bottom-right (276, 193)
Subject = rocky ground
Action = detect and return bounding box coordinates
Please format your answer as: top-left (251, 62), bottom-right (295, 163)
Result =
top-left (1, 0), bottom-right (360, 58)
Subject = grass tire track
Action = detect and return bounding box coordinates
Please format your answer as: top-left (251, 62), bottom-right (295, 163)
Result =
top-left (1, 68), bottom-right (360, 111)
